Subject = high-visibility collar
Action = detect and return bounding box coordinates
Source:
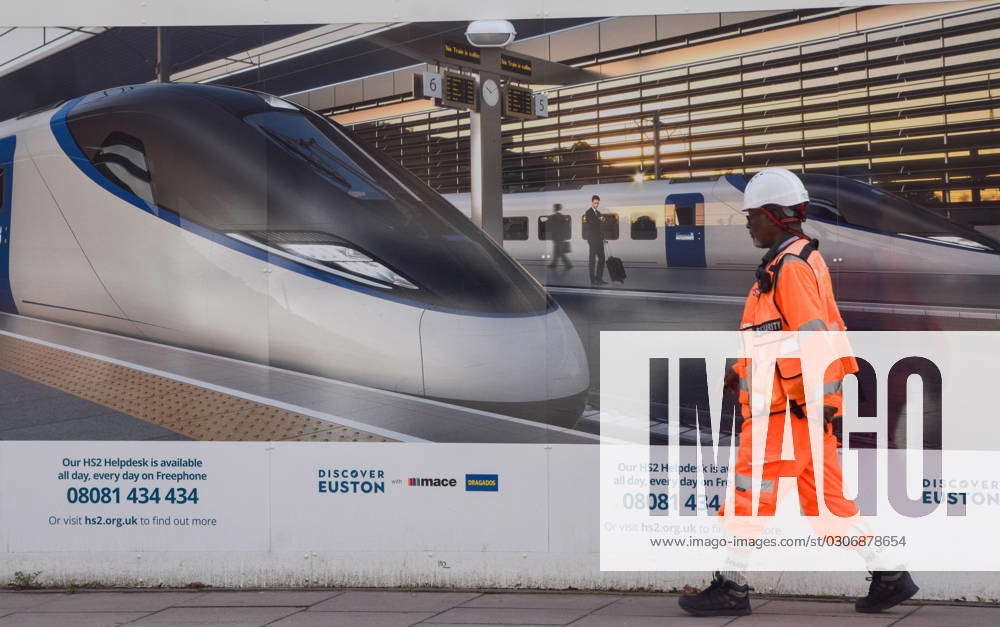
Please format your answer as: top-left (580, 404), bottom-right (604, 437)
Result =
top-left (760, 234), bottom-right (799, 267)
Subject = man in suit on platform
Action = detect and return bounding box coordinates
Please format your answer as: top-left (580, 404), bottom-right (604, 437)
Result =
top-left (583, 195), bottom-right (606, 285)
top-left (547, 203), bottom-right (573, 270)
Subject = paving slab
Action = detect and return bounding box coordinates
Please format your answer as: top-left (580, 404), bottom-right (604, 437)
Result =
top-left (755, 599), bottom-right (916, 617)
top-left (0, 612), bottom-right (150, 626)
top-left (130, 605), bottom-right (301, 624)
top-left (309, 591), bottom-right (481, 612)
top-left (728, 614), bottom-right (896, 626)
top-left (895, 604), bottom-right (1000, 626)
top-left (0, 592), bottom-right (69, 610)
top-left (421, 607), bottom-right (591, 624)
top-left (459, 593), bottom-right (621, 610)
top-left (591, 595), bottom-right (721, 617)
top-left (271, 610), bottom-right (436, 626)
top-left (27, 592), bottom-right (205, 612)
top-left (568, 616), bottom-right (733, 627)
top-left (176, 590), bottom-right (341, 606)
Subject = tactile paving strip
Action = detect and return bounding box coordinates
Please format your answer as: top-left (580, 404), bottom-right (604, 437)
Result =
top-left (0, 334), bottom-right (393, 442)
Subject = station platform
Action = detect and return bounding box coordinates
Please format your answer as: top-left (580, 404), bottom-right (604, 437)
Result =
top-left (3, 276), bottom-right (997, 442)
top-left (0, 587), bottom-right (994, 626)
top-left (0, 314), bottom-right (597, 444)
top-left (527, 262), bottom-right (1000, 316)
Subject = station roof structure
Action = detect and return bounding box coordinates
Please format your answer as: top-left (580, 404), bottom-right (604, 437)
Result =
top-left (0, 19), bottom-right (594, 121)
top-left (3, 2), bottom-right (999, 228)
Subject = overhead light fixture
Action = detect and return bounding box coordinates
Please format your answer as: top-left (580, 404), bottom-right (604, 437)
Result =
top-left (465, 20), bottom-right (517, 48)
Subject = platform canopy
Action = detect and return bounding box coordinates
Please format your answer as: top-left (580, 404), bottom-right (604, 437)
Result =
top-left (2, 0), bottom-right (962, 26)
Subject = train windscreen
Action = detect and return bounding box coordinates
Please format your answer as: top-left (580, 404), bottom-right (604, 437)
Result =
top-left (801, 174), bottom-right (1000, 253)
top-left (64, 84), bottom-right (551, 315)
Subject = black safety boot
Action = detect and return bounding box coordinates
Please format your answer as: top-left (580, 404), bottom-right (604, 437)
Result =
top-left (678, 572), bottom-right (752, 617)
top-left (855, 571), bottom-right (919, 613)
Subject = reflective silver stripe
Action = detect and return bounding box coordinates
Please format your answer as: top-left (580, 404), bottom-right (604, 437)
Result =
top-left (735, 475), bottom-right (775, 493)
top-left (824, 380), bottom-right (843, 395)
top-left (739, 377), bottom-right (750, 393)
top-left (797, 318), bottom-right (828, 331)
top-left (782, 255), bottom-right (809, 266)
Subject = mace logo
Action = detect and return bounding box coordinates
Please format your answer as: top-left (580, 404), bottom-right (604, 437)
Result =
top-left (407, 477), bottom-right (457, 487)
top-left (465, 474), bottom-right (499, 492)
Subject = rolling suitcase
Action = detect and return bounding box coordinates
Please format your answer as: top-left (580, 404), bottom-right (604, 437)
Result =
top-left (606, 254), bottom-right (627, 283)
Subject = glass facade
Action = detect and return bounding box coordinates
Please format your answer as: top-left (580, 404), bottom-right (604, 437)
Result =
top-left (342, 5), bottom-right (1000, 224)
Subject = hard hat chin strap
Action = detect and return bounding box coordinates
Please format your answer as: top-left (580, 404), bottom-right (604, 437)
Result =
top-left (760, 203), bottom-right (808, 238)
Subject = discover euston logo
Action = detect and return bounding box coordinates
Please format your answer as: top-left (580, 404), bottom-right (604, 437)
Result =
top-left (317, 468), bottom-right (385, 494)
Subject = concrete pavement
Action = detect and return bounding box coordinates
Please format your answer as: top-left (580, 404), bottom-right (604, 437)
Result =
top-left (0, 589), bottom-right (997, 626)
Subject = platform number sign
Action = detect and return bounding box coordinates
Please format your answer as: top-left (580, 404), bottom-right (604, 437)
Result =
top-left (421, 71), bottom-right (443, 99)
top-left (533, 92), bottom-right (549, 118)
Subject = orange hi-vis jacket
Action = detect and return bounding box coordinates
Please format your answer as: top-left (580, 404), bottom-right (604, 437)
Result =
top-left (733, 236), bottom-right (859, 419)
top-left (726, 236), bottom-right (861, 519)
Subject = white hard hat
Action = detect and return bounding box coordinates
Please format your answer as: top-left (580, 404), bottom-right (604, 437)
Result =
top-left (741, 168), bottom-right (809, 214)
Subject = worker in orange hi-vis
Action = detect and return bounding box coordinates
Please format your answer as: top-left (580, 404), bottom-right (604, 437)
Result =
top-left (678, 168), bottom-right (919, 618)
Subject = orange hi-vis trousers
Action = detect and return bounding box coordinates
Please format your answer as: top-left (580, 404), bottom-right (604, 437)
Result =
top-left (723, 367), bottom-right (859, 521)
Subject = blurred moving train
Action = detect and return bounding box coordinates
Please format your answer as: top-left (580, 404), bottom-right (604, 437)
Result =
top-left (0, 83), bottom-right (590, 427)
top-left (445, 175), bottom-right (1000, 276)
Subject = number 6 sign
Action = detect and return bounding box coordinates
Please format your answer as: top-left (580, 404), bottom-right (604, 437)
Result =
top-left (421, 71), bottom-right (443, 99)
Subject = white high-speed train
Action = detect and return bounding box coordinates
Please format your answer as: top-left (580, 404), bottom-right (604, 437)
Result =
top-left (446, 175), bottom-right (1000, 275)
top-left (0, 83), bottom-right (589, 426)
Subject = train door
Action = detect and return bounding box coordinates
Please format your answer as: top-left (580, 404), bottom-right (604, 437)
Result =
top-left (0, 136), bottom-right (15, 313)
top-left (665, 193), bottom-right (706, 267)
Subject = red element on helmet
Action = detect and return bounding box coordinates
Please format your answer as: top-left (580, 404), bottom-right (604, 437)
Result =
top-left (758, 202), bottom-right (808, 236)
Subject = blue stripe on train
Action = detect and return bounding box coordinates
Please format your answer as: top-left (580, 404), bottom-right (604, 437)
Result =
top-left (0, 135), bottom-right (17, 314)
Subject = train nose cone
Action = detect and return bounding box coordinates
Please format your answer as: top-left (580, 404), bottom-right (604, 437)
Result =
top-left (419, 305), bottom-right (590, 428)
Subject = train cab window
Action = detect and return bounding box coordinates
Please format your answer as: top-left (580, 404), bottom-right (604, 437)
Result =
top-left (91, 132), bottom-right (155, 206)
top-left (806, 199), bottom-right (841, 222)
top-left (631, 214), bottom-right (657, 240)
top-left (503, 216), bottom-right (528, 240)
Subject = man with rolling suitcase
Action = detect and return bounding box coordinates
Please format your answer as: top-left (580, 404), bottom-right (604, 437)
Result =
top-left (583, 195), bottom-right (607, 286)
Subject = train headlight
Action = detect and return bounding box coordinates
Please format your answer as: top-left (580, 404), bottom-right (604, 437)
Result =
top-left (227, 231), bottom-right (418, 290)
top-left (259, 93), bottom-right (299, 111)
top-left (280, 243), bottom-right (417, 289)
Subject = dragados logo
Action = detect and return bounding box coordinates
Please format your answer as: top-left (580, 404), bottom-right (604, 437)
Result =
top-left (465, 474), bottom-right (499, 492)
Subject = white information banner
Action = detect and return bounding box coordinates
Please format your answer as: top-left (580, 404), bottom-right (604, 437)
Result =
top-left (2, 442), bottom-right (268, 552)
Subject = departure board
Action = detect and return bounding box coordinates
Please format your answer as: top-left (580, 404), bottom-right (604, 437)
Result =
top-left (441, 73), bottom-right (477, 110)
top-left (504, 84), bottom-right (534, 119)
